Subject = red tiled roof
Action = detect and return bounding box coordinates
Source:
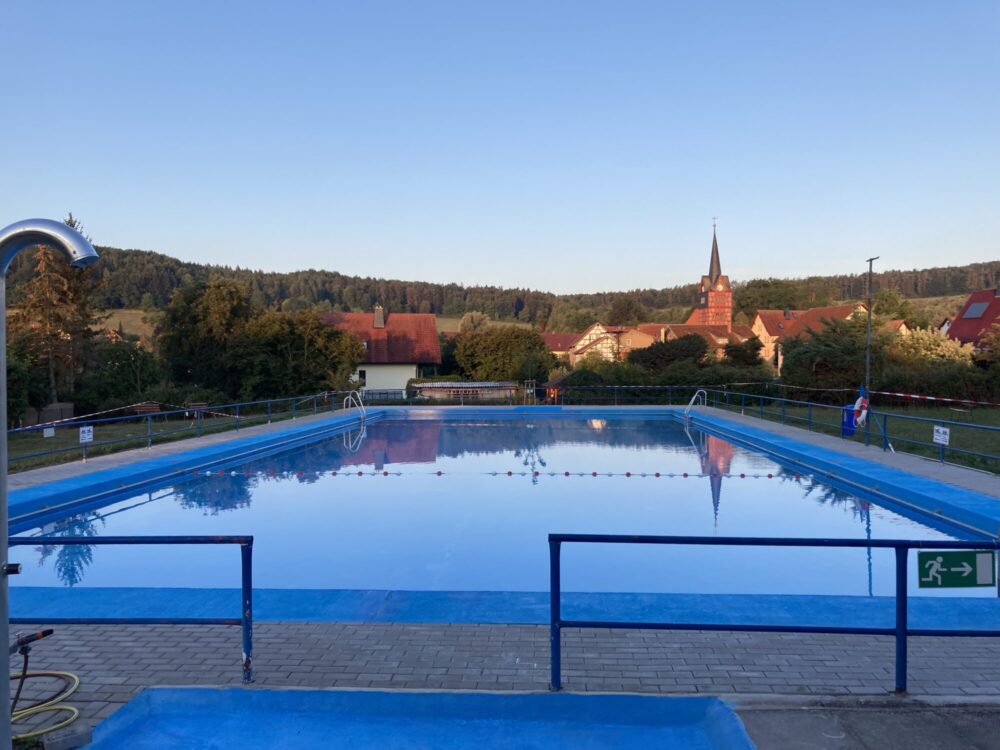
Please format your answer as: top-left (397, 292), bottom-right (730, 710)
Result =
top-left (754, 309), bottom-right (804, 336)
top-left (322, 312), bottom-right (441, 364)
top-left (542, 332), bottom-right (581, 351)
top-left (664, 324), bottom-right (733, 345)
top-left (632, 324), bottom-right (665, 338)
top-left (948, 288), bottom-right (1000, 345)
top-left (881, 319), bottom-right (907, 333)
top-left (783, 304), bottom-right (861, 339)
top-left (730, 324), bottom-right (754, 342)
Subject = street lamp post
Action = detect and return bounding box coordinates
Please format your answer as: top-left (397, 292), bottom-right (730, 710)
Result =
top-left (864, 255), bottom-right (879, 398)
top-left (0, 219), bottom-right (98, 749)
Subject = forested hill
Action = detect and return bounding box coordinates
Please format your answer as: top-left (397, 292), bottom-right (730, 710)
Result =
top-left (8, 244), bottom-right (999, 329)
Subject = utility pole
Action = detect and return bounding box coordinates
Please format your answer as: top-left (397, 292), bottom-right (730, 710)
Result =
top-left (864, 256), bottom-right (879, 396)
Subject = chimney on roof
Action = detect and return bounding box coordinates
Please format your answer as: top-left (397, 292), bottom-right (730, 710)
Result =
top-left (783, 307), bottom-right (791, 319)
top-left (373, 305), bottom-right (385, 329)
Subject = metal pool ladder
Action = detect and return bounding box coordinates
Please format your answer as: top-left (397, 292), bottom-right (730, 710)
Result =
top-left (684, 389), bottom-right (706, 424)
top-left (343, 390), bottom-right (367, 420)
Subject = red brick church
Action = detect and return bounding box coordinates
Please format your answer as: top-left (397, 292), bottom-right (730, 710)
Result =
top-left (685, 226), bottom-right (733, 328)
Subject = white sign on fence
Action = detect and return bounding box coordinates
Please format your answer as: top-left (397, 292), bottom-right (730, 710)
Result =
top-left (42, 427), bottom-right (55, 439)
top-left (79, 425), bottom-right (94, 444)
top-left (933, 425), bottom-right (950, 446)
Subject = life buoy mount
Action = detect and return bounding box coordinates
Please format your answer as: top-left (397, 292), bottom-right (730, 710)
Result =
top-left (854, 396), bottom-right (869, 426)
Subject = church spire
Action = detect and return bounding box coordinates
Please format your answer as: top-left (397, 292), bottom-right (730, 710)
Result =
top-left (708, 223), bottom-right (722, 283)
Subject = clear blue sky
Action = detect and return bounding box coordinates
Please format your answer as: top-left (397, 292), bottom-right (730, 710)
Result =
top-left (2, 1), bottom-right (997, 294)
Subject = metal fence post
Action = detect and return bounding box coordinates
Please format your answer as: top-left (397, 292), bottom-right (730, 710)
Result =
top-left (267, 401), bottom-right (272, 424)
top-left (807, 404), bottom-right (813, 431)
top-left (549, 538), bottom-right (562, 691)
top-left (241, 542), bottom-right (254, 684)
top-left (292, 401), bottom-right (296, 420)
top-left (312, 396), bottom-right (317, 414)
top-left (894, 546), bottom-right (908, 694)
top-left (781, 399), bottom-right (786, 425)
top-left (146, 415), bottom-right (152, 449)
top-left (882, 413), bottom-right (889, 451)
top-left (197, 409), bottom-right (203, 437)
top-left (235, 405), bottom-right (241, 431)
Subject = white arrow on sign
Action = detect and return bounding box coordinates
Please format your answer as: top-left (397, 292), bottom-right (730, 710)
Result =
top-left (949, 563), bottom-right (973, 577)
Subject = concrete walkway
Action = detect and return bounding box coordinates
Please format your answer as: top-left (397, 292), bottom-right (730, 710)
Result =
top-left (690, 406), bottom-right (1000, 500)
top-left (13, 622), bottom-right (1000, 748)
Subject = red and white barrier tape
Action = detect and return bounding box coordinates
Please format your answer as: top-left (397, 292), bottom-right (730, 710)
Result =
top-left (869, 391), bottom-right (1000, 408)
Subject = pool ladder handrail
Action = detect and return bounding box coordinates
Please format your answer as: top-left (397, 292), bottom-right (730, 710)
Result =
top-left (684, 389), bottom-right (707, 423)
top-left (343, 390), bottom-right (366, 420)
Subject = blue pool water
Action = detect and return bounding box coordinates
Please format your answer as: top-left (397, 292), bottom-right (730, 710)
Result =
top-left (10, 417), bottom-right (979, 597)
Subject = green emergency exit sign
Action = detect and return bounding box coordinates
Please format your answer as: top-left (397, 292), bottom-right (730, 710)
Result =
top-left (917, 551), bottom-right (996, 589)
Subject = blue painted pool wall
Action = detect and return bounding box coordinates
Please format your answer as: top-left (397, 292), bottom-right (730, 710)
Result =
top-left (89, 688), bottom-right (757, 750)
top-left (13, 587), bottom-right (1000, 631)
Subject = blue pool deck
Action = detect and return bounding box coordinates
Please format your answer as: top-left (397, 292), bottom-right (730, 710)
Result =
top-left (12, 588), bottom-right (1000, 632)
top-left (87, 688), bottom-right (755, 750)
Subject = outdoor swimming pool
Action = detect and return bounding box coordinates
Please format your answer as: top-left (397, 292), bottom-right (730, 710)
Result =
top-left (9, 415), bottom-right (983, 598)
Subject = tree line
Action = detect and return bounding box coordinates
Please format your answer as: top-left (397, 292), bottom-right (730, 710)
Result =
top-left (7, 222), bottom-right (366, 424)
top-left (7, 240), bottom-right (997, 332)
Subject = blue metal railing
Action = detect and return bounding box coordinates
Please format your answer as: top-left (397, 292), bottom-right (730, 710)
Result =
top-left (548, 533), bottom-right (1000, 694)
top-left (550, 385), bottom-right (999, 473)
top-left (9, 390), bottom-right (361, 466)
top-left (8, 535), bottom-right (254, 683)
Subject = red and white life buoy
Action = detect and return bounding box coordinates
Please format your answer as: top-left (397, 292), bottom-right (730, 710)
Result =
top-left (853, 396), bottom-right (869, 426)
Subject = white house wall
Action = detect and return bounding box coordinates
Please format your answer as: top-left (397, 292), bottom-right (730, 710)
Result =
top-left (357, 364), bottom-right (418, 391)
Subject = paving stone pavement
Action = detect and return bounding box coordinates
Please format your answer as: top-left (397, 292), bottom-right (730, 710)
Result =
top-left (11, 621), bottom-right (1000, 734)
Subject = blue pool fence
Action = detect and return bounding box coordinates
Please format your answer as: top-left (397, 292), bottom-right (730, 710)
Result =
top-left (8, 384), bottom-right (998, 473)
top-left (8, 535), bottom-right (254, 683)
top-left (548, 533), bottom-right (1000, 694)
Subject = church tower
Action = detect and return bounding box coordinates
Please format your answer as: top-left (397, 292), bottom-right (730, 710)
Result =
top-left (685, 226), bottom-right (732, 330)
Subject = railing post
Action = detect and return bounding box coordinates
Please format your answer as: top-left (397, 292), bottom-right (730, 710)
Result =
top-left (292, 401), bottom-right (297, 420)
top-left (197, 409), bottom-right (203, 437)
top-left (235, 405), bottom-right (241, 431)
top-left (549, 538), bottom-right (562, 691)
top-left (267, 401), bottom-right (272, 424)
top-left (882, 413), bottom-right (889, 451)
top-left (807, 403), bottom-right (813, 431)
top-left (894, 546), bottom-right (908, 694)
top-left (312, 396), bottom-right (317, 414)
top-left (146, 415), bottom-right (152, 449)
top-left (781, 399), bottom-right (786, 425)
top-left (241, 542), bottom-right (254, 684)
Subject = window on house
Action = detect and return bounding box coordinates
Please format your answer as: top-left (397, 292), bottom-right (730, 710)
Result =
top-left (963, 302), bottom-right (989, 319)
top-left (358, 369), bottom-right (367, 381)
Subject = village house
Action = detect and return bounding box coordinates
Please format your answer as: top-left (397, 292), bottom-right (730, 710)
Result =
top-left (542, 332), bottom-right (583, 362)
top-left (322, 305), bottom-right (441, 395)
top-left (947, 287), bottom-right (1000, 346)
top-left (566, 323), bottom-right (658, 366)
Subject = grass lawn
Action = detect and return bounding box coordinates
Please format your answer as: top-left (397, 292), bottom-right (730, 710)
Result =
top-left (97, 308), bottom-right (154, 339)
